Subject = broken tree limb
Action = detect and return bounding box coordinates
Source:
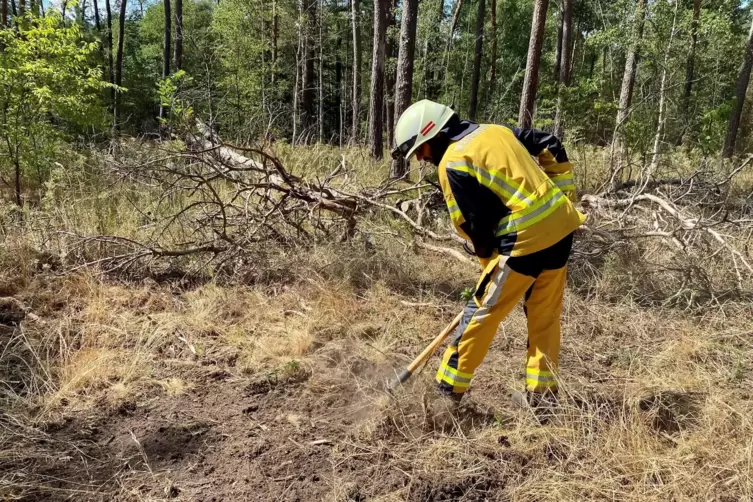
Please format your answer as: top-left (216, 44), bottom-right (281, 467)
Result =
top-left (581, 193), bottom-right (753, 282)
top-left (414, 239), bottom-right (479, 267)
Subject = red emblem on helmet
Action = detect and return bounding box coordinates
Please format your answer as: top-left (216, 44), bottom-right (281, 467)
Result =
top-left (420, 121), bottom-right (436, 136)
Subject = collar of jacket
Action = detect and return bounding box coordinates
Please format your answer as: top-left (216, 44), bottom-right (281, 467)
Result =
top-left (431, 119), bottom-right (480, 165)
top-left (444, 119), bottom-right (479, 142)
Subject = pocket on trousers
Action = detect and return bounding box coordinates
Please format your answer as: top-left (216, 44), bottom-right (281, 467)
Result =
top-left (473, 255), bottom-right (505, 303)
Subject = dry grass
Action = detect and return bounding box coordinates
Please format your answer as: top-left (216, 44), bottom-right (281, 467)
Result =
top-left (0, 144), bottom-right (751, 501)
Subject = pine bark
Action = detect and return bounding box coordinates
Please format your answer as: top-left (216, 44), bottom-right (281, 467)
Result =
top-left (385, 0), bottom-right (397, 149)
top-left (518, 0), bottom-right (549, 128)
top-left (468, 0), bottom-right (485, 120)
top-left (114, 0), bottom-right (127, 125)
top-left (553, 0), bottom-right (571, 137)
top-left (368, 0), bottom-right (387, 159)
top-left (611, 0), bottom-right (646, 181)
top-left (159, 0), bottom-right (171, 120)
top-left (2, 0), bottom-right (7, 27)
top-left (174, 0), bottom-right (183, 70)
top-left (723, 17), bottom-right (753, 158)
top-left (351, 0), bottom-right (362, 142)
top-left (389, 0), bottom-right (418, 177)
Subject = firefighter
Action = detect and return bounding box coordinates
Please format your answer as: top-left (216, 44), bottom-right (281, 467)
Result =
top-left (391, 99), bottom-right (586, 407)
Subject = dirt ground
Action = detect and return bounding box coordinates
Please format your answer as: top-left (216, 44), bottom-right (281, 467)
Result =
top-left (3, 251), bottom-right (752, 501)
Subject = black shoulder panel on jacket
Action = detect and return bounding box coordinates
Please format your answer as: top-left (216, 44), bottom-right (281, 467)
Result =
top-left (509, 126), bottom-right (569, 163)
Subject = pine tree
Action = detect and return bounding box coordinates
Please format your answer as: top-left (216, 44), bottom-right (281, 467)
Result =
top-left (723, 16), bottom-right (753, 158)
top-left (519, 0), bottom-right (549, 128)
top-left (390, 0), bottom-right (418, 177)
top-left (368, 0), bottom-right (387, 159)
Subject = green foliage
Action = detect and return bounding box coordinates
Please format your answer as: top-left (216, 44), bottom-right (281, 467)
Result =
top-left (157, 70), bottom-right (194, 127)
top-left (460, 286), bottom-right (474, 302)
top-left (0, 0), bottom-right (751, 204)
top-left (0, 14), bottom-right (110, 202)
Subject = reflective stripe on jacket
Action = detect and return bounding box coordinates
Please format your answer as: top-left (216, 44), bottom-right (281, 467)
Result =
top-left (438, 124), bottom-right (586, 258)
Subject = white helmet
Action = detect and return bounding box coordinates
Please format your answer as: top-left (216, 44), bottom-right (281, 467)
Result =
top-left (392, 99), bottom-right (457, 159)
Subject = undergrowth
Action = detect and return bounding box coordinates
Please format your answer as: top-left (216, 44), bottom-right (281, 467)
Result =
top-left (0, 143), bottom-right (751, 501)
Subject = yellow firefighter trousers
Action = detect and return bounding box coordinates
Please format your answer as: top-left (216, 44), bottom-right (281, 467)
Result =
top-left (436, 256), bottom-right (566, 396)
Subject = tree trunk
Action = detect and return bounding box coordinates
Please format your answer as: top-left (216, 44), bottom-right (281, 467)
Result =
top-left (336, 34), bottom-right (343, 145)
top-left (293, 13), bottom-right (302, 142)
top-left (10, 0), bottom-right (16, 18)
top-left (468, 0), bottom-right (485, 120)
top-left (2, 0), bottom-right (7, 27)
top-left (389, 0), bottom-right (418, 177)
top-left (351, 0), bottom-right (361, 143)
top-left (368, 0), bottom-right (387, 159)
top-left (385, 0), bottom-right (397, 149)
top-left (426, 0), bottom-right (444, 99)
top-left (114, 0), bottom-right (127, 125)
top-left (77, 0), bottom-right (85, 23)
top-left (272, 0), bottom-right (278, 72)
top-left (678, 0), bottom-right (701, 144)
top-left (318, 0), bottom-right (324, 143)
top-left (17, 0), bottom-right (22, 16)
top-left (518, 0), bottom-right (549, 128)
top-left (610, 0), bottom-right (646, 183)
top-left (682, 0), bottom-right (701, 115)
top-left (648, 0), bottom-right (679, 176)
top-left (487, 0), bottom-right (497, 108)
top-left (105, 0), bottom-right (115, 109)
top-left (554, 6), bottom-right (563, 82)
top-left (300, 0), bottom-right (316, 137)
top-left (174, 0), bottom-right (183, 70)
top-left (14, 154), bottom-right (21, 207)
top-left (723, 17), bottom-right (753, 158)
top-left (443, 0), bottom-right (463, 71)
top-left (92, 0), bottom-right (100, 29)
top-left (159, 0), bottom-right (171, 120)
top-left (552, 0), bottom-right (571, 137)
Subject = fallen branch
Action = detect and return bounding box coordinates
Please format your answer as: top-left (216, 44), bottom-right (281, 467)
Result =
top-left (414, 240), bottom-right (479, 267)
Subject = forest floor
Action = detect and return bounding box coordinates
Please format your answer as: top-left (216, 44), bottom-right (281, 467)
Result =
top-left (1, 145), bottom-right (752, 501)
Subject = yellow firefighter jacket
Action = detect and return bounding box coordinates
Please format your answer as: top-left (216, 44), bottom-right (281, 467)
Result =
top-left (438, 124), bottom-right (586, 259)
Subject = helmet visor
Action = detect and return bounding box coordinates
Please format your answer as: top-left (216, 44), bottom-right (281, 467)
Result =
top-left (391, 135), bottom-right (417, 159)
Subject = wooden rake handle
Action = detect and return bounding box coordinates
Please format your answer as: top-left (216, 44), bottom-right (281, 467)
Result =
top-left (386, 310), bottom-right (464, 391)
